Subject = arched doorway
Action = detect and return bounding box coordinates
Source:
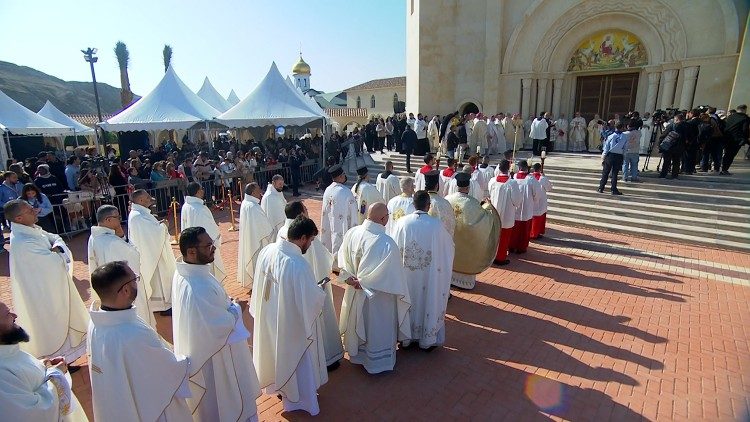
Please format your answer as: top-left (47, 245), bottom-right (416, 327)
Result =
top-left (459, 102), bottom-right (479, 115)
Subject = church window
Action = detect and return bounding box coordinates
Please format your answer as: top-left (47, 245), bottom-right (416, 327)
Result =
top-left (370, 95), bottom-right (376, 108)
top-left (356, 96), bottom-right (361, 108)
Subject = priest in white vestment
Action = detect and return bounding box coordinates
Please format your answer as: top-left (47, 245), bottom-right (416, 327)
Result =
top-left (128, 190), bottom-right (175, 313)
top-left (320, 165), bottom-right (358, 266)
top-left (392, 192), bottom-right (454, 350)
top-left (181, 182), bottom-right (227, 281)
top-left (351, 166), bottom-right (383, 224)
top-left (87, 261), bottom-right (191, 422)
top-left (173, 227), bottom-right (261, 422)
top-left (570, 112), bottom-right (587, 152)
top-left (446, 165), bottom-right (483, 201)
top-left (488, 160), bottom-right (522, 265)
top-left (470, 114), bottom-right (489, 156)
top-left (555, 114), bottom-right (569, 152)
top-left (376, 160), bottom-right (401, 203)
top-left (424, 170), bottom-right (456, 236)
top-left (640, 113), bottom-right (653, 154)
top-left (237, 182), bottom-right (275, 289)
top-left (277, 201), bottom-right (344, 368)
top-left (497, 114), bottom-right (509, 154)
top-left (88, 205), bottom-right (155, 328)
top-left (261, 174), bottom-right (287, 237)
top-left (587, 115), bottom-right (604, 152)
top-left (0, 301), bottom-right (88, 422)
top-left (5, 199), bottom-right (88, 362)
top-left (486, 116), bottom-right (498, 155)
top-left (386, 177), bottom-right (416, 237)
top-left (427, 115), bottom-right (441, 153)
top-left (251, 217), bottom-right (328, 416)
top-left (475, 156), bottom-right (495, 198)
top-left (338, 203), bottom-right (411, 373)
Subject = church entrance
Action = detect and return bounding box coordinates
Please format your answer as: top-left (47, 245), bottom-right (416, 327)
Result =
top-left (574, 72), bottom-right (639, 122)
top-left (459, 102), bottom-right (479, 115)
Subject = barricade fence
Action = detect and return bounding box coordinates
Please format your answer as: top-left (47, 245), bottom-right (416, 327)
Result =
top-left (41, 161), bottom-right (320, 238)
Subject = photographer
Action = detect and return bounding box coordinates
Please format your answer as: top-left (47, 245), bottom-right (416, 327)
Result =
top-left (721, 104), bottom-right (750, 175)
top-left (658, 113), bottom-right (688, 179)
top-left (682, 109), bottom-right (701, 175)
top-left (700, 107), bottom-right (725, 172)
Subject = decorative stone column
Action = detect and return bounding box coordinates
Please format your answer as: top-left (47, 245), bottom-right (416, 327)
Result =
top-left (521, 78), bottom-right (533, 120)
top-left (551, 78), bottom-right (563, 117)
top-left (644, 71), bottom-right (661, 113)
top-left (536, 78), bottom-right (549, 114)
top-left (678, 66), bottom-right (700, 110)
top-left (659, 69), bottom-right (679, 109)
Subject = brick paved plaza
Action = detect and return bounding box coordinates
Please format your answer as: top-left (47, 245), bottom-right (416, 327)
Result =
top-left (1, 194), bottom-right (748, 421)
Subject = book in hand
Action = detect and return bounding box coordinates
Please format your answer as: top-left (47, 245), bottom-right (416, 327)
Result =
top-left (318, 277), bottom-right (331, 288)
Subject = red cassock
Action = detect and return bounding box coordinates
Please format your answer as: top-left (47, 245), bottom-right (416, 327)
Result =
top-left (509, 171), bottom-right (531, 253)
top-left (492, 174), bottom-right (514, 262)
top-left (530, 172), bottom-right (547, 239)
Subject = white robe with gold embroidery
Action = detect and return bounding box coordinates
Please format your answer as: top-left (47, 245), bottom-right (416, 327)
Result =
top-left (321, 182), bottom-right (358, 264)
top-left (385, 194), bottom-right (415, 237)
top-left (128, 203), bottom-right (175, 312)
top-left (237, 196), bottom-right (275, 289)
top-left (375, 172), bottom-right (400, 203)
top-left (260, 184), bottom-right (287, 238)
top-left (351, 180), bottom-right (383, 224)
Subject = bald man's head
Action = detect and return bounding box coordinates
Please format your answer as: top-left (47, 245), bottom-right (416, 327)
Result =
top-left (366, 202), bottom-right (389, 227)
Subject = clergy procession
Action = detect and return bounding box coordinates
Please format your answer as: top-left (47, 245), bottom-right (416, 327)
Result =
top-left (1, 142), bottom-right (556, 420)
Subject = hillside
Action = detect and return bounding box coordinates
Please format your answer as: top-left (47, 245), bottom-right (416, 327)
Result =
top-left (0, 60), bottom-right (139, 115)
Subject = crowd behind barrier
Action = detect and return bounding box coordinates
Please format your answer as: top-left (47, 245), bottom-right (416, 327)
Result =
top-left (11, 160), bottom-right (321, 238)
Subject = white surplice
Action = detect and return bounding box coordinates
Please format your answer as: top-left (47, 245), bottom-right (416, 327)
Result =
top-left (428, 191), bottom-right (456, 237)
top-left (87, 226), bottom-right (156, 328)
top-left (277, 219), bottom-right (344, 366)
top-left (172, 262), bottom-right (261, 422)
top-left (9, 223), bottom-right (88, 361)
top-left (488, 174), bottom-right (522, 229)
top-left (128, 203), bottom-right (175, 312)
top-left (237, 195), bottom-right (275, 289)
top-left (532, 173), bottom-right (553, 217)
top-left (555, 118), bottom-right (569, 151)
top-left (391, 211), bottom-right (454, 348)
top-left (446, 177), bottom-right (484, 202)
top-left (385, 194), bottom-right (415, 237)
top-left (251, 240), bottom-right (327, 416)
top-left (181, 195), bottom-right (226, 281)
top-left (321, 182), bottom-right (358, 266)
top-left (88, 303), bottom-right (191, 422)
top-left (0, 344), bottom-right (88, 422)
top-left (338, 220), bottom-right (411, 373)
top-left (260, 184), bottom-right (287, 237)
top-left (415, 167), bottom-right (443, 194)
top-left (475, 166), bottom-right (494, 198)
top-left (375, 172), bottom-right (400, 203)
top-left (351, 180), bottom-right (383, 224)
top-left (514, 172), bottom-right (542, 221)
top-left (570, 116), bottom-right (587, 151)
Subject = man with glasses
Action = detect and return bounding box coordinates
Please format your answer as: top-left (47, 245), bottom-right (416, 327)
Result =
top-left (172, 227), bottom-right (261, 421)
top-left (87, 261), bottom-right (192, 422)
top-left (4, 199), bottom-right (89, 367)
top-left (127, 189), bottom-right (175, 316)
top-left (181, 182), bottom-right (226, 281)
top-left (88, 205), bottom-right (155, 328)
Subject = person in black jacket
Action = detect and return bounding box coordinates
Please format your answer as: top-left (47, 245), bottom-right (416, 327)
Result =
top-left (721, 105), bottom-right (750, 175)
top-left (682, 109), bottom-right (701, 175)
top-left (659, 113), bottom-right (689, 179)
top-left (401, 124), bottom-right (417, 173)
top-left (288, 148), bottom-right (302, 196)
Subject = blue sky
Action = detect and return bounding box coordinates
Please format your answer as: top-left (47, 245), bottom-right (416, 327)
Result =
top-left (1, 0), bottom-right (406, 97)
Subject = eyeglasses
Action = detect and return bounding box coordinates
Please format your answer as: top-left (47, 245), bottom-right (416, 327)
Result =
top-left (195, 241), bottom-right (215, 249)
top-left (116, 275), bottom-right (140, 293)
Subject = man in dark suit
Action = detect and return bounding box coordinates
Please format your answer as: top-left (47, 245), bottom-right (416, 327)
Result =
top-left (401, 124), bottom-right (417, 173)
top-left (659, 113), bottom-right (689, 179)
top-left (721, 105), bottom-right (750, 175)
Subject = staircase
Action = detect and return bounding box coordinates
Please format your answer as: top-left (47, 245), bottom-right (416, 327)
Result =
top-left (366, 151), bottom-right (750, 253)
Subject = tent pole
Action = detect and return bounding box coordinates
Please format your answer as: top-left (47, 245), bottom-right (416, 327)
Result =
top-left (5, 130), bottom-right (13, 163)
top-left (0, 131), bottom-right (8, 169)
top-left (205, 121), bottom-right (212, 153)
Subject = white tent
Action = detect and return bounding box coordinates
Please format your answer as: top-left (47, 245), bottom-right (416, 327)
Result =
top-left (284, 76), bottom-right (330, 120)
top-left (227, 89), bottom-right (241, 106)
top-left (37, 100), bottom-right (95, 135)
top-left (99, 65), bottom-right (220, 131)
top-left (197, 77), bottom-right (231, 113)
top-left (217, 63), bottom-right (323, 128)
top-left (0, 89), bottom-right (73, 165)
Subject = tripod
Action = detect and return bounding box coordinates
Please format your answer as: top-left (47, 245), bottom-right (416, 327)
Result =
top-left (642, 123), bottom-right (663, 173)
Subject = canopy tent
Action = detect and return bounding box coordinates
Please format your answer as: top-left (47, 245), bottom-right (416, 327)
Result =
top-left (284, 76), bottom-right (331, 120)
top-left (217, 63), bottom-right (324, 128)
top-left (196, 77), bottom-right (232, 113)
top-left (226, 89), bottom-right (241, 106)
top-left (37, 100), bottom-right (95, 135)
top-left (99, 65), bottom-right (220, 132)
top-left (0, 89), bottom-right (73, 165)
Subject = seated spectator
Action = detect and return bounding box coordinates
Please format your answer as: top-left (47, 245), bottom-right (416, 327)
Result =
top-left (166, 162), bottom-right (183, 179)
top-left (150, 161), bottom-right (168, 182)
top-left (20, 183), bottom-right (55, 233)
top-left (127, 167), bottom-right (149, 190)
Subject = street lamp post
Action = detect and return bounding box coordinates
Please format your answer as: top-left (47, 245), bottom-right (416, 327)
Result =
top-left (82, 47), bottom-right (105, 153)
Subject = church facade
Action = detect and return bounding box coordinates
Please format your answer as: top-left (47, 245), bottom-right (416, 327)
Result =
top-left (406, 0), bottom-right (749, 121)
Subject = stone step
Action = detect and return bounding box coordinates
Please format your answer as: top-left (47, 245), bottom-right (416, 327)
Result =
top-left (544, 166), bottom-right (750, 190)
top-left (547, 213), bottom-right (750, 253)
top-left (548, 198), bottom-right (750, 229)
top-left (548, 179), bottom-right (750, 206)
top-left (547, 186), bottom-right (749, 214)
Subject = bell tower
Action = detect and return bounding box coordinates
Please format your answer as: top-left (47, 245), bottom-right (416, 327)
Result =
top-left (292, 54), bottom-right (311, 92)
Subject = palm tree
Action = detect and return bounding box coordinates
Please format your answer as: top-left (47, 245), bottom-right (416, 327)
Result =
top-left (163, 45), bottom-right (173, 72)
top-left (114, 41), bottom-right (133, 107)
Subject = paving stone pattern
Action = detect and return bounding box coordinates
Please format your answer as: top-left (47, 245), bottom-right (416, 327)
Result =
top-left (0, 193), bottom-right (748, 421)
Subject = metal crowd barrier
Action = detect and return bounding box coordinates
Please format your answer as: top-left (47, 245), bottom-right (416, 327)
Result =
top-left (42, 161), bottom-right (321, 238)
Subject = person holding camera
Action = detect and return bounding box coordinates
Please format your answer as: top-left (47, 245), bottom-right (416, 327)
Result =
top-left (598, 122), bottom-right (628, 195)
top-left (658, 113), bottom-right (688, 179)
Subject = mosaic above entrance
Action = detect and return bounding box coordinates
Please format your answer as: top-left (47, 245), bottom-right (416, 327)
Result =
top-left (568, 30), bottom-right (648, 71)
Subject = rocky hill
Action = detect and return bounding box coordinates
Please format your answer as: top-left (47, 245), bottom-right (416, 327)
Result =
top-left (0, 60), bottom-right (139, 115)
